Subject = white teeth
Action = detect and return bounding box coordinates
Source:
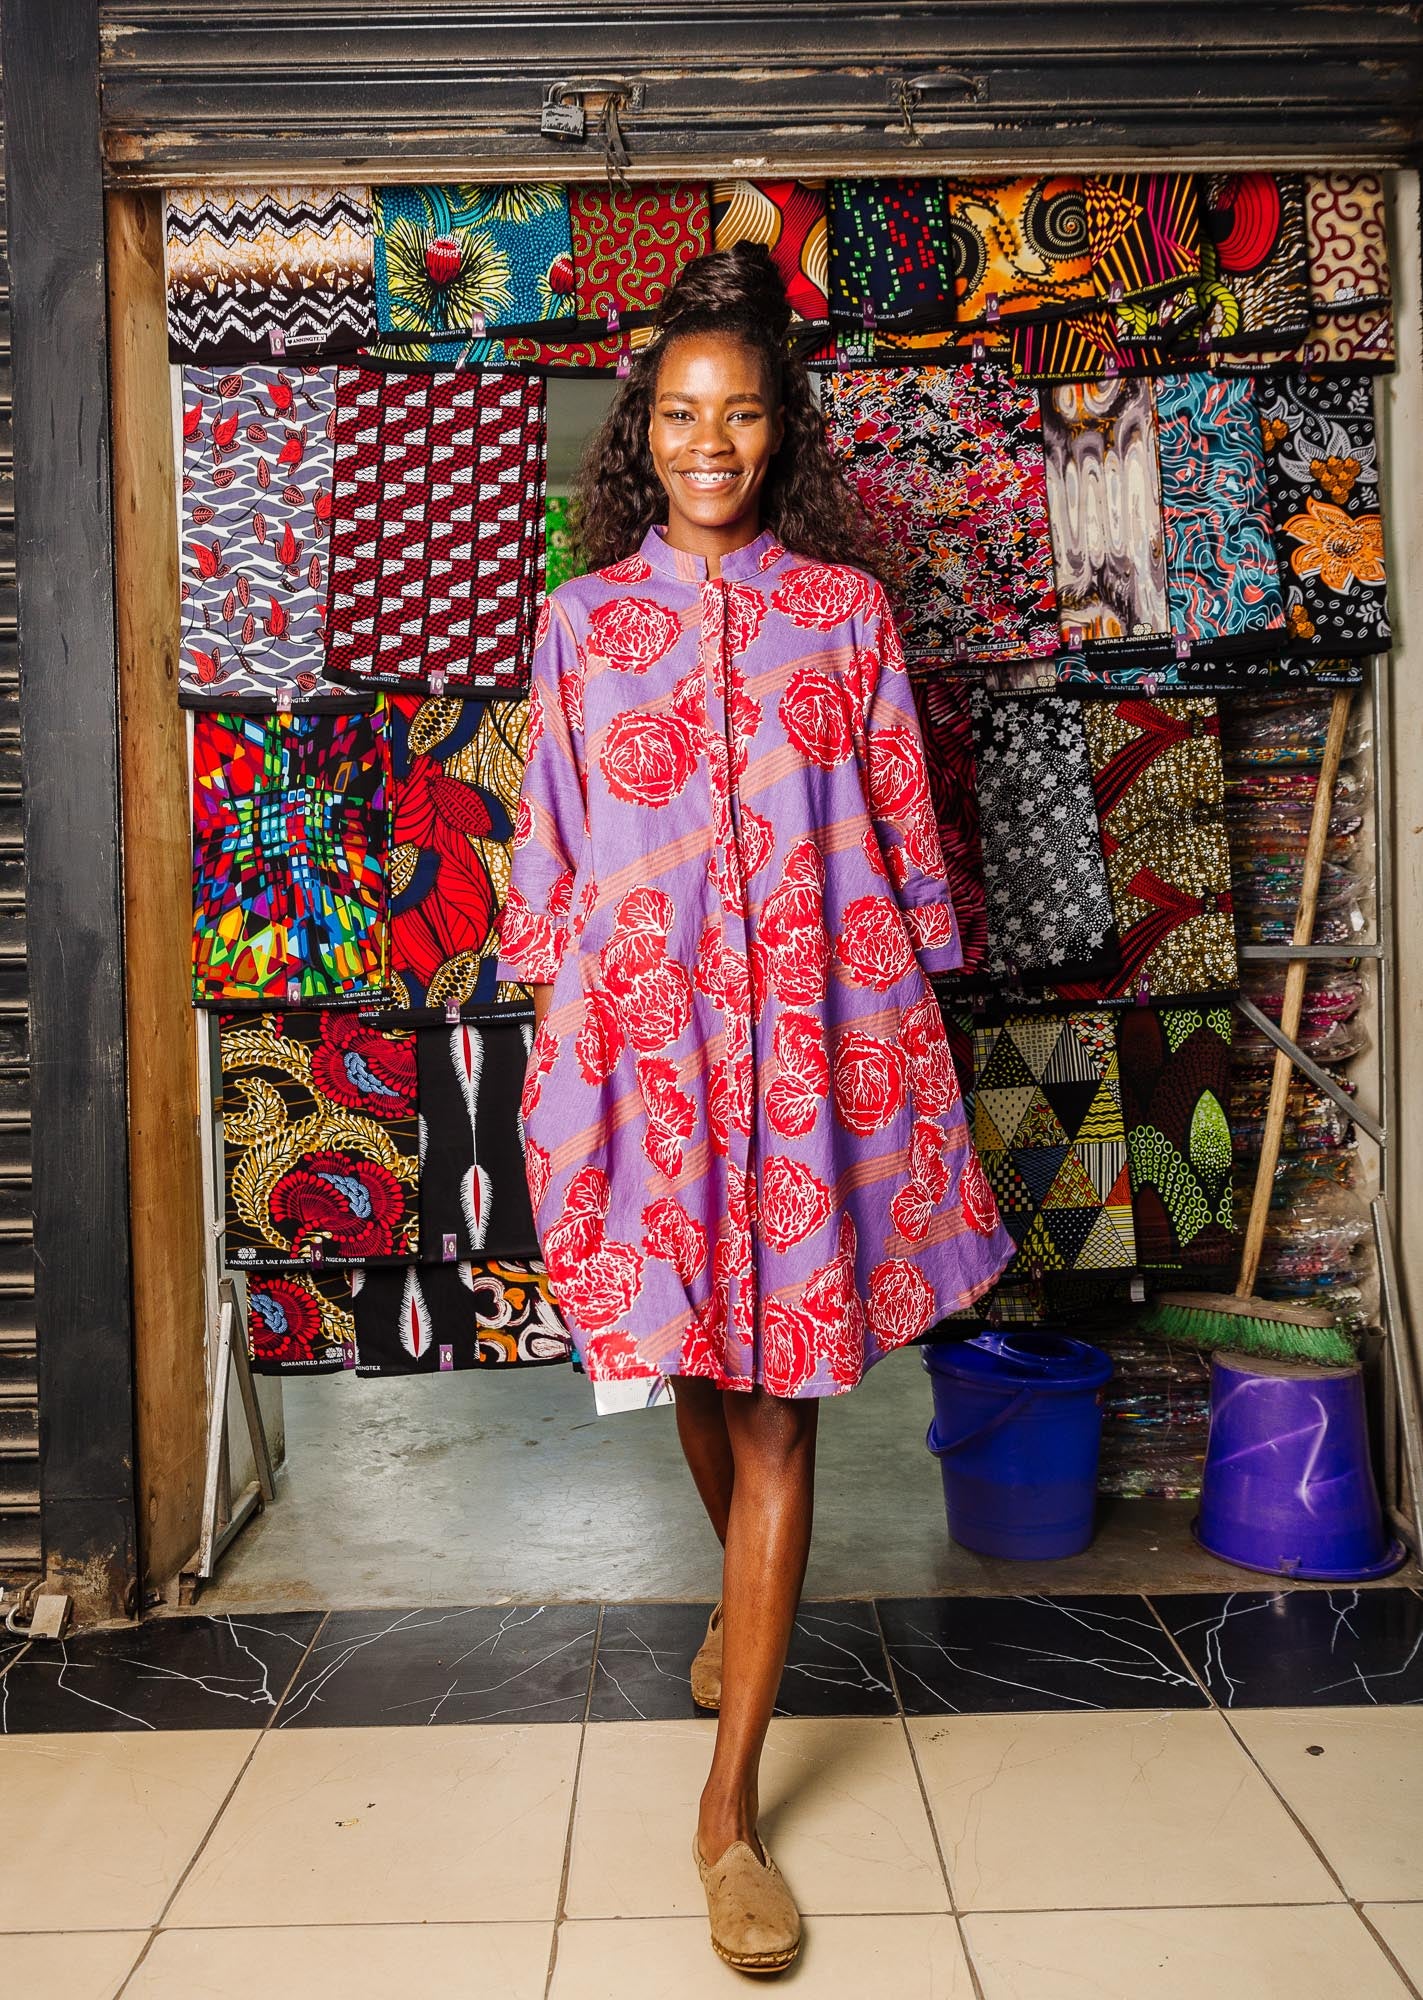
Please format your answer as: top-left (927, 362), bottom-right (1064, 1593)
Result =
top-left (683, 471), bottom-right (737, 487)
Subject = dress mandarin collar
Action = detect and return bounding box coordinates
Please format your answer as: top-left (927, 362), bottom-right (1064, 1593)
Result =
top-left (640, 524), bottom-right (783, 584)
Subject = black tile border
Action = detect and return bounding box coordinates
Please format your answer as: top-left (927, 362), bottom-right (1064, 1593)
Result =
top-left (4, 1587), bottom-right (1421, 1731)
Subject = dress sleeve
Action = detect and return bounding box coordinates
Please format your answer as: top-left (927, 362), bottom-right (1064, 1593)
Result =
top-left (495, 595), bottom-right (587, 986)
top-left (859, 582), bottom-right (964, 976)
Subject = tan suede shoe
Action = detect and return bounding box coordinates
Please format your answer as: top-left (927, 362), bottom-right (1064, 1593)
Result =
top-left (694, 1833), bottom-right (802, 1974)
top-left (690, 1599), bottom-right (723, 1712)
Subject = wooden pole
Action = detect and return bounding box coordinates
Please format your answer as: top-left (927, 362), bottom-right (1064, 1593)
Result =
top-left (105, 190), bottom-right (208, 1597)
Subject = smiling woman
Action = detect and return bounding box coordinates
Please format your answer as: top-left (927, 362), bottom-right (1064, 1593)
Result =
top-left (494, 243), bottom-right (1013, 1974)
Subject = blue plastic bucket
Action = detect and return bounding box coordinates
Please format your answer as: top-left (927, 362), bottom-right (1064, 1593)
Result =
top-left (922, 1332), bottom-right (1114, 1560)
top-left (1196, 1351), bottom-right (1405, 1581)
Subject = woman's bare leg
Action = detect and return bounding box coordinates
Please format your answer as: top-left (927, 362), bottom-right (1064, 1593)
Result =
top-left (674, 1373), bottom-right (736, 1544)
top-left (697, 1387), bottom-right (819, 1861)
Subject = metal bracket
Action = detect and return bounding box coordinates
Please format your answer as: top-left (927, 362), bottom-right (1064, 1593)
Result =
top-left (1372, 1195), bottom-right (1423, 1559)
top-left (182, 1275), bottom-right (275, 1603)
top-left (1235, 995), bottom-right (1383, 1147)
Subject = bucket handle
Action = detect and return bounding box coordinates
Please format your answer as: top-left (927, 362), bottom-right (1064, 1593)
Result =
top-left (926, 1386), bottom-right (1036, 1458)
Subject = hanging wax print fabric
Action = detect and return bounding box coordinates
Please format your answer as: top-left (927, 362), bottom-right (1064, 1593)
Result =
top-left (1303, 174), bottom-right (1390, 314)
top-left (415, 1020), bottom-right (540, 1263)
top-left (324, 364), bottom-right (546, 694)
top-left (1154, 374), bottom-right (1285, 655)
top-left (1085, 173), bottom-right (1201, 341)
top-left (180, 365), bottom-right (360, 710)
top-left (221, 1010), bottom-right (420, 1268)
top-left (712, 180), bottom-right (828, 323)
top-left (1058, 697), bottom-right (1238, 1003)
top-left (1009, 311), bottom-right (1189, 385)
top-left (1117, 1003), bottom-right (1236, 1270)
top-left (165, 184), bottom-right (375, 363)
top-left (907, 674), bottom-right (988, 978)
top-left (353, 1260), bottom-right (571, 1374)
top-left (826, 179), bottom-right (955, 328)
top-left (948, 177), bottom-right (1096, 328)
top-left (968, 691), bottom-right (1119, 986)
top-left (192, 708), bottom-right (391, 1009)
top-left (1198, 174), bottom-right (1310, 351)
top-left (822, 365), bottom-right (1059, 672)
top-left (372, 183), bottom-right (576, 345)
top-left (388, 694), bottom-right (527, 1015)
top-left (1213, 303), bottom-right (1397, 380)
top-left (1039, 376), bottom-right (1170, 655)
top-left (971, 1011), bottom-right (1137, 1276)
top-left (503, 183), bottom-right (711, 369)
top-left (1258, 373), bottom-right (1389, 655)
top-left (544, 496), bottom-right (578, 593)
top-left (246, 1268), bottom-right (355, 1373)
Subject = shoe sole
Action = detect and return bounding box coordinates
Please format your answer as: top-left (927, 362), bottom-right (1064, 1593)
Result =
top-left (710, 1937), bottom-right (801, 1974)
top-left (691, 1688), bottom-right (720, 1712)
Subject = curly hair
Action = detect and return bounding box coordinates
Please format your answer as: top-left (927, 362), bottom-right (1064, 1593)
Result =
top-left (572, 241), bottom-right (884, 578)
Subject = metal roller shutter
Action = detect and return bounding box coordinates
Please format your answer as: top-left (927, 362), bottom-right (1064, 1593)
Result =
top-left (98, 3), bottom-right (1423, 183)
top-left (0, 100), bottom-right (39, 1579)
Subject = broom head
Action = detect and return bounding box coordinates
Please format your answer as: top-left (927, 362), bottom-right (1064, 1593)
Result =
top-left (1140, 1291), bottom-right (1357, 1369)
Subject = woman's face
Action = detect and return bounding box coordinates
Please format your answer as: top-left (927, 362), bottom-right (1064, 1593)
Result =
top-left (648, 332), bottom-right (784, 557)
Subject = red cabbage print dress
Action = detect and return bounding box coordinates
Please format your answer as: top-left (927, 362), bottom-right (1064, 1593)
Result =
top-left (497, 525), bottom-right (1015, 1398)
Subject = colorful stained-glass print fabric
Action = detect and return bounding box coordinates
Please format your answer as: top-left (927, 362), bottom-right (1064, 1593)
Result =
top-left (1155, 374), bottom-right (1285, 652)
top-left (504, 184), bottom-right (711, 370)
top-left (192, 709), bottom-right (390, 1008)
top-left (247, 1269), bottom-right (354, 1373)
top-left (823, 366), bottom-right (1059, 668)
top-left (388, 694), bottom-right (527, 1014)
top-left (908, 674), bottom-right (987, 978)
top-left (713, 180), bottom-right (828, 323)
top-left (971, 1012), bottom-right (1137, 1275)
top-left (1117, 1004), bottom-right (1236, 1270)
top-left (1257, 372), bottom-right (1390, 654)
top-left (1058, 698), bottom-right (1238, 1003)
top-left (325, 365), bottom-right (546, 693)
top-left (1040, 377), bottom-right (1170, 652)
top-left (1199, 174), bottom-right (1310, 351)
top-left (969, 692), bottom-right (1119, 986)
top-left (353, 1259), bottom-right (572, 1374)
top-left (221, 1011), bottom-right (420, 1268)
top-left (180, 365), bottom-right (357, 710)
top-left (827, 179), bottom-right (955, 328)
top-left (416, 1021), bottom-right (540, 1263)
top-left (1304, 174), bottom-right (1390, 313)
top-left (165, 184), bottom-right (375, 362)
top-left (949, 177), bottom-right (1095, 328)
top-left (372, 184), bottom-right (575, 340)
top-left (1086, 174), bottom-right (1200, 303)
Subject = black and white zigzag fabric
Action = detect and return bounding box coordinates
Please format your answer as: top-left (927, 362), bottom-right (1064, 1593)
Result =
top-left (165, 184), bottom-right (376, 363)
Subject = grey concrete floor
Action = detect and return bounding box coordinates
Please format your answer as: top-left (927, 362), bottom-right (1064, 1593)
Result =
top-left (195, 1352), bottom-right (1283, 1612)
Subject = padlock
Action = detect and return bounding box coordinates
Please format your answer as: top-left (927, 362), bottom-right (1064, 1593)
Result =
top-left (541, 92), bottom-right (587, 141)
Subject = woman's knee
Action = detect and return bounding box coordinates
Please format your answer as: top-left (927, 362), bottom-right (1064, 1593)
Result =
top-left (725, 1386), bottom-right (819, 1466)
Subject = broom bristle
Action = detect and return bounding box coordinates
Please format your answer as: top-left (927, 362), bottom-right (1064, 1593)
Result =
top-left (1139, 1294), bottom-right (1357, 1368)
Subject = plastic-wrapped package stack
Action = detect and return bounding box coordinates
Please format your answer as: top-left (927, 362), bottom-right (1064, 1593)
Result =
top-left (1096, 1328), bottom-right (1212, 1499)
top-left (1220, 696), bottom-right (1377, 1333)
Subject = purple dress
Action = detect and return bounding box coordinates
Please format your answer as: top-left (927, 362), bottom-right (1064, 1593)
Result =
top-left (497, 525), bottom-right (1015, 1397)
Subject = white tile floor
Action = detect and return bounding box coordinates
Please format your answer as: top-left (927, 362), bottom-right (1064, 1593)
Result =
top-left (2, 1704), bottom-right (1420, 1997)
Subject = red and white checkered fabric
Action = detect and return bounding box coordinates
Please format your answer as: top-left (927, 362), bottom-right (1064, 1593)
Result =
top-left (324, 365), bottom-right (546, 694)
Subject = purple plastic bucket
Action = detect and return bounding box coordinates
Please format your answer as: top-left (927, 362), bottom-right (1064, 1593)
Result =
top-left (1196, 1351), bottom-right (1405, 1582)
